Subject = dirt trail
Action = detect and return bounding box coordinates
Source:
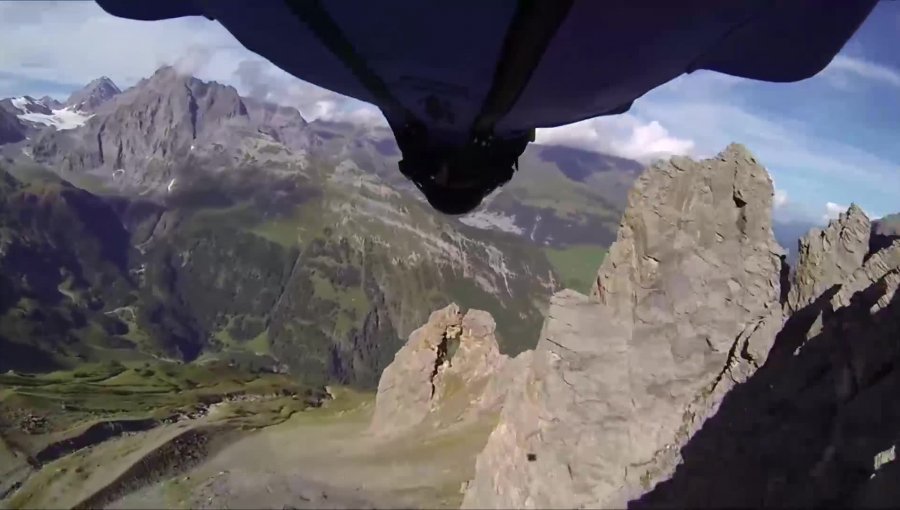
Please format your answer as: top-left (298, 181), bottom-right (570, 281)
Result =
top-left (111, 388), bottom-right (498, 509)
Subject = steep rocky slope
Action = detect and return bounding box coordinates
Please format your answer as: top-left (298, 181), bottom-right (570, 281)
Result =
top-left (0, 107), bottom-right (26, 145)
top-left (363, 144), bottom-right (900, 508)
top-left (0, 164), bottom-right (229, 370)
top-left (30, 67), bottom-right (251, 186)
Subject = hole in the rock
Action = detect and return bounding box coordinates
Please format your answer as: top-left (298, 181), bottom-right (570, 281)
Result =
top-left (735, 199), bottom-right (748, 234)
top-left (446, 332), bottom-right (460, 361)
top-left (527, 453), bottom-right (537, 462)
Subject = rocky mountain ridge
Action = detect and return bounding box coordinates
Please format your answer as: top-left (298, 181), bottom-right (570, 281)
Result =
top-left (1, 68), bottom-right (634, 251)
top-left (371, 144), bottom-right (900, 508)
top-left (0, 73), bottom-right (123, 140)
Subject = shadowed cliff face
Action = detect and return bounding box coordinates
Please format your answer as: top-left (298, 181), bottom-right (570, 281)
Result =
top-left (632, 272), bottom-right (900, 508)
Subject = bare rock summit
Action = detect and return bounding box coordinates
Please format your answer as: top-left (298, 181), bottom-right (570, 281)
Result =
top-left (463, 144), bottom-right (787, 508)
top-left (788, 202), bottom-right (871, 312)
top-left (65, 76), bottom-right (121, 112)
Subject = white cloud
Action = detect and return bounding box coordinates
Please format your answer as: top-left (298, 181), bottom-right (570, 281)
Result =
top-left (330, 103), bottom-right (386, 126)
top-left (1, 1), bottom-right (896, 222)
top-left (821, 202), bottom-right (883, 222)
top-left (172, 45), bottom-right (216, 77)
top-left (231, 58), bottom-right (385, 125)
top-left (0, 3), bottom-right (384, 125)
top-left (767, 175), bottom-right (821, 224)
top-left (824, 201), bottom-right (849, 222)
top-left (535, 113), bottom-right (695, 163)
top-left (630, 97), bottom-right (900, 213)
top-left (825, 55), bottom-right (900, 88)
top-left (0, 2), bottom-right (244, 88)
top-left (774, 188), bottom-right (789, 209)
top-left (232, 58), bottom-right (339, 119)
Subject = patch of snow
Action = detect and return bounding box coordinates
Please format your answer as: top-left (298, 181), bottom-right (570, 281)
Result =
top-left (483, 244), bottom-right (514, 296)
top-left (875, 445), bottom-right (896, 471)
top-left (167, 178), bottom-right (177, 193)
top-left (112, 169), bottom-right (125, 179)
top-left (14, 97), bottom-right (93, 130)
top-left (459, 211), bottom-right (524, 235)
top-left (10, 97), bottom-right (30, 111)
top-left (529, 214), bottom-right (541, 241)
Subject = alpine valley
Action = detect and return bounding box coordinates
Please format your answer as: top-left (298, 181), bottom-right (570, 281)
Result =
top-left (0, 67), bottom-right (639, 387)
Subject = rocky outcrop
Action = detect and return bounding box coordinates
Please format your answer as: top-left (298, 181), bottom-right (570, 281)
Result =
top-left (452, 143), bottom-right (900, 509)
top-left (788, 203), bottom-right (870, 312)
top-left (369, 304), bottom-right (461, 434)
top-left (370, 304), bottom-right (525, 436)
top-left (462, 144), bottom-right (785, 508)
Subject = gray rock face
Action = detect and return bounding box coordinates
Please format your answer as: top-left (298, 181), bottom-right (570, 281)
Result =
top-left (462, 290), bottom-right (630, 508)
top-left (22, 68), bottom-right (321, 197)
top-left (0, 107), bottom-right (25, 145)
top-left (789, 203), bottom-right (870, 312)
top-left (1, 96), bottom-right (52, 116)
top-left (32, 67), bottom-right (249, 186)
top-left (831, 239), bottom-right (900, 314)
top-left (456, 144), bottom-right (900, 508)
top-left (243, 97), bottom-right (310, 151)
top-left (38, 96), bottom-right (63, 110)
top-left (370, 304), bottom-right (462, 434)
top-left (370, 304), bottom-right (525, 436)
top-left (463, 144), bottom-right (786, 508)
top-left (66, 76), bottom-right (121, 112)
top-left (631, 233), bottom-right (900, 508)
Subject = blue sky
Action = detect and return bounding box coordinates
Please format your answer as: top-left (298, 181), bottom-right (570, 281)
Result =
top-left (1, 1), bottom-right (898, 224)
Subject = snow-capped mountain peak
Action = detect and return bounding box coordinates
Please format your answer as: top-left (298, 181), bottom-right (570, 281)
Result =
top-left (9, 96), bottom-right (93, 130)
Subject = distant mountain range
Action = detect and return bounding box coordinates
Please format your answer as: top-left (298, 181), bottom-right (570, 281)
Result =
top-left (0, 67), bottom-right (641, 386)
